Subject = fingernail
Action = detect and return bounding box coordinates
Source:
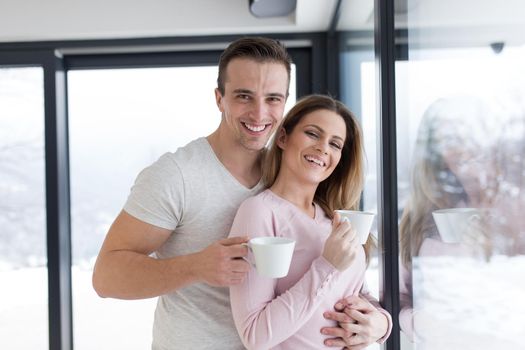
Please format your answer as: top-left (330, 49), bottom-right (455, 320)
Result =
top-left (335, 302), bottom-right (343, 309)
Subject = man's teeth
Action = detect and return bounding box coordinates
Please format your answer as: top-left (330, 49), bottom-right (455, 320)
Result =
top-left (244, 123), bottom-right (266, 132)
top-left (305, 155), bottom-right (325, 167)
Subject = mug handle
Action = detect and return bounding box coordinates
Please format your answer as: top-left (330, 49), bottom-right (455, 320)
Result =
top-left (468, 214), bottom-right (481, 225)
top-left (463, 214), bottom-right (484, 244)
top-left (241, 242), bottom-right (255, 267)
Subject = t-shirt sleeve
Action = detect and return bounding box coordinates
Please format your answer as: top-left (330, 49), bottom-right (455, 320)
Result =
top-left (229, 197), bottom-right (342, 350)
top-left (123, 154), bottom-right (184, 231)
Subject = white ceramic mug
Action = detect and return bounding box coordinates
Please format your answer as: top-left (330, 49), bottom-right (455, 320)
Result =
top-left (335, 210), bottom-right (375, 244)
top-left (432, 208), bottom-right (482, 243)
top-left (244, 237), bottom-right (295, 278)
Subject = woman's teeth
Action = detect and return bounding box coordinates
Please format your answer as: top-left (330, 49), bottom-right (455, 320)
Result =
top-left (304, 155), bottom-right (325, 167)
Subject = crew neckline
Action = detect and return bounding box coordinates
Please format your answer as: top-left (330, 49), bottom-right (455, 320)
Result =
top-left (200, 137), bottom-right (263, 192)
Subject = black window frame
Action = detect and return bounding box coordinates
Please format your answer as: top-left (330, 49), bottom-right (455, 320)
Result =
top-left (0, 50), bottom-right (72, 350)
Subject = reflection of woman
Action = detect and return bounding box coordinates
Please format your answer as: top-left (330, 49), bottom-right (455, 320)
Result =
top-left (398, 96), bottom-right (497, 341)
top-left (492, 115), bottom-right (525, 255)
top-left (229, 95), bottom-right (391, 349)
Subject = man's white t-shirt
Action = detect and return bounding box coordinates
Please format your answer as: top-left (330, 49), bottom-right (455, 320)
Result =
top-left (124, 137), bottom-right (263, 349)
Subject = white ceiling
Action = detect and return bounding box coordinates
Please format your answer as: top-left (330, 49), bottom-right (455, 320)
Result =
top-left (0, 0), bottom-right (524, 47)
top-left (337, 0), bottom-right (525, 48)
top-left (0, 0), bottom-right (338, 42)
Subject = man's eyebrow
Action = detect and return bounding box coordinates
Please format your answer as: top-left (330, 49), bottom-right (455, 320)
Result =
top-left (267, 92), bottom-right (286, 99)
top-left (232, 89), bottom-right (286, 99)
top-left (305, 124), bottom-right (345, 142)
top-left (233, 88), bottom-right (254, 94)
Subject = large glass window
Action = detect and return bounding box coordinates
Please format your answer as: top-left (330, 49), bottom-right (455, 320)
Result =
top-left (396, 2), bottom-right (525, 349)
top-left (68, 65), bottom-right (296, 349)
top-left (0, 67), bottom-right (48, 349)
top-left (339, 1), bottom-right (525, 349)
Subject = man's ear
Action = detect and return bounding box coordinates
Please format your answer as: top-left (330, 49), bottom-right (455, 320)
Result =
top-left (214, 88), bottom-right (224, 112)
top-left (276, 128), bottom-right (287, 149)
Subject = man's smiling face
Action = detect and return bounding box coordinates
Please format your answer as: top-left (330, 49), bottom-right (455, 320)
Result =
top-left (215, 58), bottom-right (289, 152)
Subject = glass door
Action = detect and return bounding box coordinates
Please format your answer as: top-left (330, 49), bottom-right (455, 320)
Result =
top-left (396, 1), bottom-right (525, 349)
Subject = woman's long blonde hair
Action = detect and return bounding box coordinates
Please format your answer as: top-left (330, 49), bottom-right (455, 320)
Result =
top-left (399, 96), bottom-right (498, 266)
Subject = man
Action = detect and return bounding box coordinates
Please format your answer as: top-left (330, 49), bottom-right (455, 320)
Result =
top-left (93, 37), bottom-right (390, 349)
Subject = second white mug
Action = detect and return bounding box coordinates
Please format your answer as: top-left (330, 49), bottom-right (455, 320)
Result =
top-left (432, 208), bottom-right (482, 243)
top-left (335, 210), bottom-right (375, 244)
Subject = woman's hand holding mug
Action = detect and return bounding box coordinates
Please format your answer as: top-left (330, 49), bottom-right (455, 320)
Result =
top-left (322, 212), bottom-right (359, 271)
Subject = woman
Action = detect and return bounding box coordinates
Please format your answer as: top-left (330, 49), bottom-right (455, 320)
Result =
top-left (229, 95), bottom-right (391, 349)
top-left (398, 96), bottom-right (500, 346)
top-left (399, 96), bottom-right (498, 269)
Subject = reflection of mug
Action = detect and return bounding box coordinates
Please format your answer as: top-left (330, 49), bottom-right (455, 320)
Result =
top-left (244, 237), bottom-right (295, 278)
top-left (432, 208), bottom-right (481, 243)
top-left (335, 210), bottom-right (375, 244)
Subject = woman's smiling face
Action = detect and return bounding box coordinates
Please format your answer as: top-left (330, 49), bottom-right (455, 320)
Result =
top-left (278, 108), bottom-right (347, 185)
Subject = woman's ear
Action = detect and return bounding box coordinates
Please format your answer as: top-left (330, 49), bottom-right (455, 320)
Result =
top-left (276, 128), bottom-right (287, 149)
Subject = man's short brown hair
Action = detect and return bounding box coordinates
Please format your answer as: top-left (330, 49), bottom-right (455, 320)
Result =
top-left (217, 37), bottom-right (292, 95)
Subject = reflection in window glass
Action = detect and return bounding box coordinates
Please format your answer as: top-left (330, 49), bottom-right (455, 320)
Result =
top-left (68, 65), bottom-right (296, 349)
top-left (0, 67), bottom-right (47, 349)
top-left (397, 46), bottom-right (525, 350)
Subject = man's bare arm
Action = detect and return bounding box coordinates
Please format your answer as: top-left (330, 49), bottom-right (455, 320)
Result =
top-left (92, 210), bottom-right (250, 300)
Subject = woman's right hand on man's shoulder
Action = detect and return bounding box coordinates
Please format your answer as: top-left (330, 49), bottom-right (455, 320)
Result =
top-left (322, 212), bottom-right (359, 271)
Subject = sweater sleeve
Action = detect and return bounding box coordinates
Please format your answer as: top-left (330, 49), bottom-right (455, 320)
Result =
top-left (359, 280), bottom-right (393, 344)
top-left (398, 261), bottom-right (415, 341)
top-left (229, 198), bottom-right (344, 350)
